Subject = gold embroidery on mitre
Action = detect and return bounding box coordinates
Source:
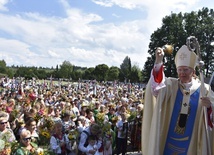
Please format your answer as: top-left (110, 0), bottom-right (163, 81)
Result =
top-left (179, 52), bottom-right (187, 60)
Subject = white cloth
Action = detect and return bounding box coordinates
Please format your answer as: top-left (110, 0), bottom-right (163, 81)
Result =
top-left (116, 120), bottom-right (127, 139)
top-left (50, 134), bottom-right (69, 154)
top-left (142, 69), bottom-right (214, 155)
top-left (103, 138), bottom-right (112, 155)
top-left (78, 127), bottom-right (102, 153)
top-left (86, 144), bottom-right (99, 155)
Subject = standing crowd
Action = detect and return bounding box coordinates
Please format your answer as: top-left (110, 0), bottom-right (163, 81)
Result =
top-left (0, 78), bottom-right (144, 155)
top-left (0, 42), bottom-right (214, 155)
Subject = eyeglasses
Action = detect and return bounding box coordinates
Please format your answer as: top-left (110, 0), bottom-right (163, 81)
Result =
top-left (23, 137), bottom-right (31, 141)
top-left (0, 121), bottom-right (7, 125)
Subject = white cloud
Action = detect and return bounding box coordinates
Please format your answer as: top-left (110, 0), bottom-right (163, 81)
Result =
top-left (0, 0), bottom-right (212, 69)
top-left (48, 50), bottom-right (60, 58)
top-left (0, 0), bottom-right (9, 11)
top-left (92, 0), bottom-right (199, 10)
top-left (112, 13), bottom-right (120, 18)
top-left (91, 0), bottom-right (114, 7)
top-left (0, 38), bottom-right (39, 66)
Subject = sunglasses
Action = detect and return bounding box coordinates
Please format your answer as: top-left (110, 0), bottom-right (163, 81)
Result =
top-left (0, 121), bottom-right (7, 125)
top-left (23, 137), bottom-right (31, 141)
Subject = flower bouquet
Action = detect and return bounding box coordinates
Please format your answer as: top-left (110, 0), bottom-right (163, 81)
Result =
top-left (68, 129), bottom-right (79, 141)
top-left (38, 116), bottom-right (54, 147)
top-left (67, 129), bottom-right (78, 154)
top-left (127, 111), bottom-right (137, 122)
top-left (95, 112), bottom-right (105, 128)
top-left (0, 129), bottom-right (20, 155)
top-left (0, 140), bottom-right (11, 155)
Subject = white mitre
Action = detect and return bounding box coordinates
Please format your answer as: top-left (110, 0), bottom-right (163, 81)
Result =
top-left (175, 45), bottom-right (198, 69)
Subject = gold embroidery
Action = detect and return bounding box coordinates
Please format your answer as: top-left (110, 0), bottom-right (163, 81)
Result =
top-left (174, 124), bottom-right (185, 135)
top-left (170, 136), bottom-right (189, 141)
top-left (174, 85), bottom-right (191, 135)
top-left (174, 105), bottom-right (190, 135)
top-left (167, 143), bottom-right (186, 154)
top-left (179, 52), bottom-right (187, 60)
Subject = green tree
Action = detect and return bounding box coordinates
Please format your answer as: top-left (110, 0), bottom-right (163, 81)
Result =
top-left (184, 8), bottom-right (214, 77)
top-left (142, 7), bottom-right (214, 82)
top-left (83, 67), bottom-right (95, 80)
top-left (0, 60), bottom-right (7, 75)
top-left (142, 57), bottom-right (153, 82)
top-left (94, 64), bottom-right (109, 81)
top-left (107, 66), bottom-right (120, 81)
top-left (14, 67), bottom-right (36, 79)
top-left (72, 70), bottom-right (84, 81)
top-left (37, 69), bottom-right (47, 79)
top-left (130, 64), bottom-right (142, 83)
top-left (119, 56), bottom-right (131, 82)
top-left (59, 61), bottom-right (74, 79)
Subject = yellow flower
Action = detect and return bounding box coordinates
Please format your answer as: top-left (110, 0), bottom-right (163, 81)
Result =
top-left (68, 134), bottom-right (75, 140)
top-left (102, 122), bottom-right (111, 132)
top-left (96, 113), bottom-right (105, 123)
top-left (106, 130), bottom-right (111, 135)
top-left (68, 130), bottom-right (78, 140)
top-left (35, 148), bottom-right (44, 155)
top-left (41, 131), bottom-right (50, 139)
top-left (111, 116), bottom-right (119, 122)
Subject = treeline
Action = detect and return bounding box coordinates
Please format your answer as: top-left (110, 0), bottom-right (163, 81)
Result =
top-left (0, 56), bottom-right (143, 83)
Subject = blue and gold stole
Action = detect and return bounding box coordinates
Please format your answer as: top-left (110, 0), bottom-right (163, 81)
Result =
top-left (164, 88), bottom-right (200, 155)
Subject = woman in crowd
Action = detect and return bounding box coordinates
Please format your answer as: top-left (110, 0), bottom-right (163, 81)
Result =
top-left (14, 130), bottom-right (38, 155)
top-left (22, 117), bottom-right (40, 145)
top-left (61, 110), bottom-right (76, 134)
top-left (0, 111), bottom-right (16, 154)
top-left (50, 121), bottom-right (70, 155)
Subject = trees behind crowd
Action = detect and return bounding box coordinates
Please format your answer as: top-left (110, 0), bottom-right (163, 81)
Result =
top-left (0, 56), bottom-right (143, 83)
top-left (1, 7), bottom-right (213, 83)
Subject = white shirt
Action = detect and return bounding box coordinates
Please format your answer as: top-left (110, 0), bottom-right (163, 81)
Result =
top-left (78, 127), bottom-right (102, 153)
top-left (116, 120), bottom-right (127, 138)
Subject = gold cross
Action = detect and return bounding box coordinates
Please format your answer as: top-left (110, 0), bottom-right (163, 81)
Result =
top-left (179, 52), bottom-right (187, 60)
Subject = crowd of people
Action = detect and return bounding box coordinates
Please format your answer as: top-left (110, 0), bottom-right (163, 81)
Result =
top-left (0, 77), bottom-right (144, 155)
top-left (2, 42), bottom-right (212, 155)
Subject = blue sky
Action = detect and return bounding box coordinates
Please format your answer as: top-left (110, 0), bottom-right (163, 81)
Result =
top-left (0, 0), bottom-right (213, 69)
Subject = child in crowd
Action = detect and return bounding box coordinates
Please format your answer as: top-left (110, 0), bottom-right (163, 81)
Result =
top-left (116, 113), bottom-right (128, 155)
top-left (86, 135), bottom-right (99, 155)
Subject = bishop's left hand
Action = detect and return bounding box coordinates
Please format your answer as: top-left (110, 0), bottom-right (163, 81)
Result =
top-left (201, 97), bottom-right (212, 108)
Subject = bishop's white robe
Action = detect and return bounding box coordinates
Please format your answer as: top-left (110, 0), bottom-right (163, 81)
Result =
top-left (142, 76), bottom-right (214, 155)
